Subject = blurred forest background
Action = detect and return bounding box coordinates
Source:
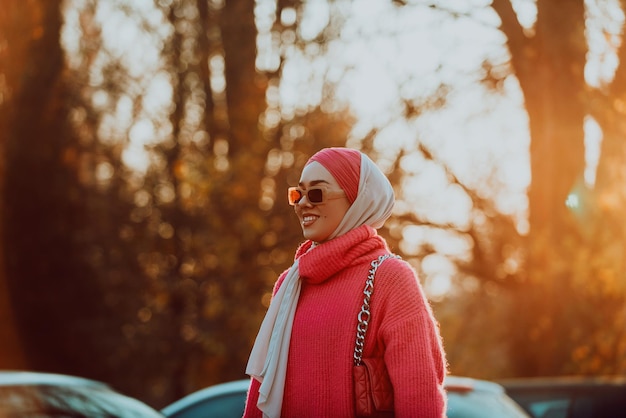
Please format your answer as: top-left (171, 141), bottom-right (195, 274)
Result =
top-left (1, 0), bottom-right (626, 409)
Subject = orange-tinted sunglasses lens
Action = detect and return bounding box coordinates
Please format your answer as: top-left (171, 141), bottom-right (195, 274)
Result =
top-left (288, 187), bottom-right (302, 205)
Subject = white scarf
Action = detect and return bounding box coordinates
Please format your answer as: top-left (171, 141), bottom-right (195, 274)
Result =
top-left (245, 152), bottom-right (394, 418)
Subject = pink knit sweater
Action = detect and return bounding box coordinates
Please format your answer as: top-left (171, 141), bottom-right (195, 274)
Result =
top-left (243, 225), bottom-right (447, 417)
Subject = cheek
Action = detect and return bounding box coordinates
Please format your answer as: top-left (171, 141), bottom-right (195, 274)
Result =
top-left (334, 202), bottom-right (351, 221)
top-left (326, 210), bottom-right (345, 228)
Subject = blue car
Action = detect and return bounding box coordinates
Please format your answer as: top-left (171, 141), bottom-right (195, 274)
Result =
top-left (162, 375), bottom-right (529, 418)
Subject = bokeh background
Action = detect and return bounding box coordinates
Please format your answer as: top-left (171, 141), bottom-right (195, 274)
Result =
top-left (1, 0), bottom-right (625, 409)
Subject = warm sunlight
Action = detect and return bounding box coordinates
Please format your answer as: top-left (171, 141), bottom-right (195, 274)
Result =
top-left (6, 0), bottom-right (626, 409)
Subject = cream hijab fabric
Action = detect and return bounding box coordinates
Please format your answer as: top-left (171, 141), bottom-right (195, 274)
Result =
top-left (246, 150), bottom-right (394, 418)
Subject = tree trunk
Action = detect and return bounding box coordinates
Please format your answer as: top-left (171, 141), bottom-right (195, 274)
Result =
top-left (221, 0), bottom-right (267, 157)
top-left (0, 0), bottom-right (58, 370)
top-left (493, 0), bottom-right (589, 375)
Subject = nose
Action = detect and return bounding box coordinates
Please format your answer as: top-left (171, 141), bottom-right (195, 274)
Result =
top-left (296, 193), bottom-right (313, 208)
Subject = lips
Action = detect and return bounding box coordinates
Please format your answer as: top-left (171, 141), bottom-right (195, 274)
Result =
top-left (301, 214), bottom-right (319, 227)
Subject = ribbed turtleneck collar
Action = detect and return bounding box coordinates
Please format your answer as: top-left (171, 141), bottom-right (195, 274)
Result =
top-left (294, 225), bottom-right (388, 285)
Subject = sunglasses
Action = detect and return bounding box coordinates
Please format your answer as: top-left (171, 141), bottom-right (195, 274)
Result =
top-left (288, 186), bottom-right (346, 206)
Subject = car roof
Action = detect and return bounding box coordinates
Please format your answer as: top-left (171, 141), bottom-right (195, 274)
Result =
top-left (0, 371), bottom-right (108, 389)
top-left (161, 379), bottom-right (248, 416)
top-left (445, 375), bottom-right (506, 394)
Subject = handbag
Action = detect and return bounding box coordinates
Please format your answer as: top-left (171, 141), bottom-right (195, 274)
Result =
top-left (353, 254), bottom-right (400, 418)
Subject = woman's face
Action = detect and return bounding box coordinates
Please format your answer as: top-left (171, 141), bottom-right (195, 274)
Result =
top-left (294, 162), bottom-right (351, 243)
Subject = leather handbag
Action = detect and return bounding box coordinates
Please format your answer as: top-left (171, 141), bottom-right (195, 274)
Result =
top-left (353, 254), bottom-right (399, 418)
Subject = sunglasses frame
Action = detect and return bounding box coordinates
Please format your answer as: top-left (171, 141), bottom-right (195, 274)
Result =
top-left (288, 186), bottom-right (346, 206)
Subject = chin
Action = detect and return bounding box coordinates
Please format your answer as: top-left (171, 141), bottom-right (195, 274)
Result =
top-left (302, 229), bottom-right (323, 242)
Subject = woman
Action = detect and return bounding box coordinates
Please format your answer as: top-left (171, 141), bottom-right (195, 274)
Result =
top-left (244, 147), bottom-right (447, 417)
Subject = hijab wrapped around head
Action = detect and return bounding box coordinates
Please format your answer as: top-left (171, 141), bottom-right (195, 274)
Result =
top-left (245, 147), bottom-right (395, 418)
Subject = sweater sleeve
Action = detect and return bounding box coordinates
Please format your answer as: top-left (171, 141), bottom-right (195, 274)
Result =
top-left (376, 258), bottom-right (447, 418)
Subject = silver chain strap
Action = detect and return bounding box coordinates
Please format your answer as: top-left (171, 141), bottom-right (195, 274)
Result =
top-left (353, 253), bottom-right (400, 366)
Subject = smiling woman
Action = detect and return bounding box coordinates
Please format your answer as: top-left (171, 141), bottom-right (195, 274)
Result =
top-left (243, 147), bottom-right (447, 418)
